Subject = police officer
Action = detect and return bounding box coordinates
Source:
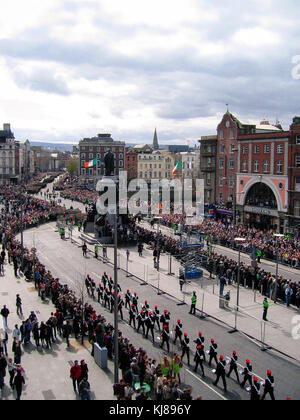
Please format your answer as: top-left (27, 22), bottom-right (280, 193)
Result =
top-left (125, 290), bottom-right (131, 310)
top-left (227, 351), bottom-right (240, 383)
top-left (174, 320), bottom-right (183, 345)
top-left (261, 370), bottom-right (275, 401)
top-left (194, 345), bottom-right (205, 376)
top-left (240, 360), bottom-right (253, 389)
top-left (181, 333), bottom-right (190, 366)
top-left (145, 311), bottom-right (155, 342)
top-left (136, 310), bottom-right (145, 335)
top-left (160, 325), bottom-right (170, 353)
top-left (129, 304), bottom-right (136, 329)
top-left (189, 291), bottom-right (197, 315)
top-left (250, 377), bottom-right (261, 401)
top-left (213, 355), bottom-right (227, 392)
top-left (208, 339), bottom-right (218, 367)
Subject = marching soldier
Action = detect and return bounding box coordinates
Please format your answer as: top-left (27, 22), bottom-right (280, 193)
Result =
top-left (103, 288), bottom-right (110, 310)
top-left (160, 325), bottom-right (170, 353)
top-left (227, 351), bottom-right (240, 383)
top-left (108, 276), bottom-right (114, 293)
top-left (136, 310), bottom-right (145, 335)
top-left (85, 274), bottom-right (91, 295)
top-left (118, 295), bottom-right (124, 320)
top-left (194, 345), bottom-right (205, 376)
top-left (110, 291), bottom-right (116, 313)
top-left (102, 272), bottom-right (108, 289)
top-left (250, 377), bottom-right (261, 401)
top-left (174, 320), bottom-right (183, 345)
top-left (181, 333), bottom-right (190, 366)
top-left (97, 282), bottom-right (104, 304)
top-left (145, 311), bottom-right (155, 342)
top-left (90, 278), bottom-right (96, 300)
top-left (213, 355), bottom-right (227, 392)
top-left (194, 332), bottom-right (205, 348)
top-left (208, 339), bottom-right (218, 367)
top-left (261, 370), bottom-right (275, 401)
top-left (160, 310), bottom-right (170, 330)
top-left (132, 293), bottom-right (139, 312)
top-left (129, 304), bottom-right (137, 329)
top-left (125, 290), bottom-right (131, 309)
top-left (142, 300), bottom-right (150, 313)
top-left (240, 360), bottom-right (253, 389)
top-left (154, 306), bottom-right (161, 331)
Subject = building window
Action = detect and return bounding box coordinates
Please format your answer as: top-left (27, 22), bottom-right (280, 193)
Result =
top-left (242, 146), bottom-right (248, 155)
top-left (264, 145), bottom-right (270, 154)
top-left (263, 160), bottom-right (269, 173)
top-left (277, 144), bottom-right (283, 154)
top-left (119, 153), bottom-right (123, 159)
top-left (206, 173), bottom-right (211, 186)
top-left (230, 144), bottom-right (236, 153)
top-left (89, 153), bottom-right (93, 159)
top-left (229, 158), bottom-right (234, 170)
top-left (229, 175), bottom-right (234, 187)
top-left (219, 193), bottom-right (223, 202)
top-left (119, 160), bottom-right (123, 168)
top-left (219, 158), bottom-right (224, 169)
top-left (254, 161), bottom-right (259, 172)
top-left (220, 145), bottom-right (225, 154)
top-left (296, 135), bottom-right (300, 145)
top-left (242, 160), bottom-right (247, 172)
top-left (276, 160), bottom-right (283, 173)
top-left (219, 177), bottom-right (223, 187)
top-left (254, 145), bottom-right (260, 154)
top-left (81, 153), bottom-right (85, 159)
top-left (295, 200), bottom-right (300, 217)
top-left (295, 177), bottom-right (300, 192)
top-left (230, 129), bottom-right (234, 139)
top-left (81, 168), bottom-right (86, 175)
top-left (296, 154), bottom-right (300, 167)
top-left (220, 130), bottom-right (224, 140)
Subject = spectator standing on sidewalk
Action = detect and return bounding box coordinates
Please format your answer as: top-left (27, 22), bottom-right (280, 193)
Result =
top-left (70, 360), bottom-right (82, 393)
top-left (13, 368), bottom-right (25, 400)
top-left (79, 377), bottom-right (91, 400)
top-left (1, 305), bottom-right (9, 329)
top-left (16, 295), bottom-right (23, 316)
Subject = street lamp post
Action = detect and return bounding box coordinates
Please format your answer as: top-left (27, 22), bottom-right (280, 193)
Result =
top-left (274, 233), bottom-right (284, 303)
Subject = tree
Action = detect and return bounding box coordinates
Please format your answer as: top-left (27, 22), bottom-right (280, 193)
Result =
top-left (66, 159), bottom-right (79, 177)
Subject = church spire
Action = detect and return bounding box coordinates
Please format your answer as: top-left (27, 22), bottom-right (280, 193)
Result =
top-left (153, 128), bottom-right (159, 151)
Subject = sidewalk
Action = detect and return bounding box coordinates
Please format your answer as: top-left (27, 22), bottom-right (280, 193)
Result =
top-left (0, 262), bottom-right (114, 400)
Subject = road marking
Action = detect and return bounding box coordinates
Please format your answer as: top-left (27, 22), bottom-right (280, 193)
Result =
top-left (186, 369), bottom-right (228, 400)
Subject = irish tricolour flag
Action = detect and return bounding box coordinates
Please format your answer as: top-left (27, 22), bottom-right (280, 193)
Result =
top-left (84, 158), bottom-right (97, 168)
top-left (172, 160), bottom-right (181, 178)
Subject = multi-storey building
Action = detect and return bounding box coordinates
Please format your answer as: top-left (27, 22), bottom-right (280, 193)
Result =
top-left (78, 133), bottom-right (125, 185)
top-left (179, 149), bottom-right (201, 179)
top-left (125, 147), bottom-right (138, 180)
top-left (137, 150), bottom-right (177, 182)
top-left (288, 116), bottom-right (300, 233)
top-left (236, 130), bottom-right (289, 232)
top-left (199, 135), bottom-right (217, 205)
top-left (0, 123), bottom-right (20, 185)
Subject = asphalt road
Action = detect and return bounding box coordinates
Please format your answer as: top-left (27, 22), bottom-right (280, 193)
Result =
top-left (20, 223), bottom-right (300, 401)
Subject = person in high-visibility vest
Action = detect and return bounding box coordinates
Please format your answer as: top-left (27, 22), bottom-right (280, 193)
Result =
top-left (172, 354), bottom-right (182, 384)
top-left (257, 249), bottom-right (262, 263)
top-left (94, 245), bottom-right (99, 259)
top-left (161, 356), bottom-right (170, 377)
top-left (189, 292), bottom-right (197, 315)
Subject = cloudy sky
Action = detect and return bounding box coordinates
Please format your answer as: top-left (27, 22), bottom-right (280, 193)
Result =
top-left (0, 0), bottom-right (299, 145)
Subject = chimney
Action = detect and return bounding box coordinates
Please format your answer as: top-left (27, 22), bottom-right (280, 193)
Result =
top-left (3, 123), bottom-right (11, 131)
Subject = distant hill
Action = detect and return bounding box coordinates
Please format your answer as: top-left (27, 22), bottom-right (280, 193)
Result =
top-left (30, 142), bottom-right (76, 152)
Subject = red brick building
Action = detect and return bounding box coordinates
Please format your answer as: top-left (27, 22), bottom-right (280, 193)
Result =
top-left (288, 116), bottom-right (300, 232)
top-left (236, 130), bottom-right (289, 232)
top-left (125, 147), bottom-right (138, 180)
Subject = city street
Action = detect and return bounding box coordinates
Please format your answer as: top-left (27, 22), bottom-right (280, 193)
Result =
top-left (20, 222), bottom-right (300, 400)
